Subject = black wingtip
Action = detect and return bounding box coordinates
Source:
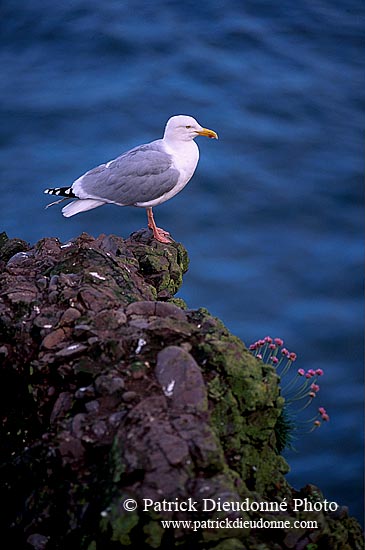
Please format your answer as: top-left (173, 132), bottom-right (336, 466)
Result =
top-left (43, 186), bottom-right (76, 198)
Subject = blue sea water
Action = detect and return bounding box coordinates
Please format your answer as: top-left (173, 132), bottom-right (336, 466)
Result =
top-left (1, 0), bottom-right (363, 523)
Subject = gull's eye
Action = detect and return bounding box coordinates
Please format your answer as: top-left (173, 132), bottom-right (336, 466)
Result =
top-left (185, 125), bottom-right (192, 129)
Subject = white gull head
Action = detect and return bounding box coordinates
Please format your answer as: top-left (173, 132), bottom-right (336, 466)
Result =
top-left (163, 115), bottom-right (218, 143)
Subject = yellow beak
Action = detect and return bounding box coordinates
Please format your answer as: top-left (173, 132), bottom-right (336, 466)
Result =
top-left (196, 127), bottom-right (219, 139)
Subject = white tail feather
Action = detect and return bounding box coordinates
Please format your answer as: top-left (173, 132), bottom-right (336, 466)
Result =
top-left (62, 199), bottom-right (105, 217)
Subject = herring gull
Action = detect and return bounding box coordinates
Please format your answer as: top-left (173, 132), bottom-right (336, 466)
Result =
top-left (44, 115), bottom-right (218, 243)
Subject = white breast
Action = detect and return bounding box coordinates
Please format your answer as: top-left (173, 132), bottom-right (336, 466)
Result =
top-left (137, 140), bottom-right (200, 208)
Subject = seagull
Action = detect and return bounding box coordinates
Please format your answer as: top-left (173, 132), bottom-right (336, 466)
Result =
top-left (44, 115), bottom-right (218, 243)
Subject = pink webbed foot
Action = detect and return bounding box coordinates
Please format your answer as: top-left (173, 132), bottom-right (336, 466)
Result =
top-left (146, 207), bottom-right (174, 244)
top-left (150, 226), bottom-right (173, 244)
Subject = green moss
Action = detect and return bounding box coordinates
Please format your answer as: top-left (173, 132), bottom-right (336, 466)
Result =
top-left (143, 520), bottom-right (164, 548)
top-left (210, 388), bottom-right (245, 449)
top-left (130, 361), bottom-right (147, 374)
top-left (155, 270), bottom-right (171, 292)
top-left (240, 445), bottom-right (280, 493)
top-left (100, 498), bottom-right (139, 545)
top-left (207, 376), bottom-right (227, 401)
top-left (326, 516), bottom-right (365, 550)
top-left (198, 337), bottom-right (279, 414)
top-left (168, 297), bottom-right (188, 309)
top-left (0, 231), bottom-right (9, 249)
top-left (110, 436), bottom-right (126, 484)
top-left (112, 240), bottom-right (190, 298)
top-left (190, 310), bottom-right (291, 495)
top-left (139, 252), bottom-right (169, 274)
top-left (150, 286), bottom-right (158, 299)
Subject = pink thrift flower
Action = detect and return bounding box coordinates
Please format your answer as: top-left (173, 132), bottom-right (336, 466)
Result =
top-left (274, 338), bottom-right (284, 346)
top-left (321, 413), bottom-right (330, 422)
top-left (258, 339), bottom-right (266, 347)
top-left (318, 407), bottom-right (326, 415)
top-left (315, 369), bottom-right (324, 376)
top-left (305, 372), bottom-right (313, 378)
top-left (308, 369), bottom-right (316, 376)
top-left (249, 344), bottom-right (257, 350)
top-left (314, 420), bottom-right (321, 427)
top-left (257, 354), bottom-right (262, 360)
top-left (310, 383), bottom-right (320, 392)
top-left (270, 356), bottom-right (279, 364)
top-left (309, 391), bottom-right (316, 398)
top-left (297, 368), bottom-right (305, 376)
top-left (289, 352), bottom-right (297, 361)
top-left (269, 343), bottom-right (276, 350)
top-left (264, 336), bottom-right (273, 343)
top-left (281, 348), bottom-right (290, 356)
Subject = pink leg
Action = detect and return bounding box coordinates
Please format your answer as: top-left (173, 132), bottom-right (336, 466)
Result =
top-left (146, 207), bottom-right (173, 244)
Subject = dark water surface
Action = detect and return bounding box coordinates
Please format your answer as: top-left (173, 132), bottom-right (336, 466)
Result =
top-left (1, 0), bottom-right (363, 522)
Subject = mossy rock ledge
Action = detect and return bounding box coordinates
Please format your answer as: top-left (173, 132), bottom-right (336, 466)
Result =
top-left (0, 230), bottom-right (363, 550)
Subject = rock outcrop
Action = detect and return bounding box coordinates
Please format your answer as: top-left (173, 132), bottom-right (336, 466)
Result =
top-left (0, 230), bottom-right (363, 549)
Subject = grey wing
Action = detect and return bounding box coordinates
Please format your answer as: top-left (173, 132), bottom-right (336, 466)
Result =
top-left (73, 142), bottom-right (180, 205)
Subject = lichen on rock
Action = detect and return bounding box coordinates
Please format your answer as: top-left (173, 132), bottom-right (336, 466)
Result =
top-left (0, 230), bottom-right (363, 549)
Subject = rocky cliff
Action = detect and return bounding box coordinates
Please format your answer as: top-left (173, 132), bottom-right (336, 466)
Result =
top-left (0, 230), bottom-right (363, 550)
